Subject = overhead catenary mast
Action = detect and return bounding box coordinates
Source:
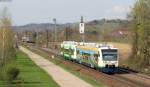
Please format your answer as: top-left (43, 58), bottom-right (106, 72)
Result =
top-left (53, 18), bottom-right (58, 49)
top-left (53, 18), bottom-right (57, 42)
top-left (79, 16), bottom-right (85, 42)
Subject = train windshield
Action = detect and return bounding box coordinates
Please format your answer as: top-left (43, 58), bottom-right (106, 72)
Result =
top-left (102, 49), bottom-right (118, 61)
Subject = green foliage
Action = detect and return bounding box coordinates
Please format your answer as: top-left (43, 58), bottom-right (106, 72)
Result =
top-left (6, 67), bottom-right (19, 82)
top-left (1, 64), bottom-right (19, 83)
top-left (129, 0), bottom-right (150, 68)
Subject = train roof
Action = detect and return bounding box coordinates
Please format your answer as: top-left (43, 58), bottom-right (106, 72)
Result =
top-left (77, 46), bottom-right (99, 52)
top-left (61, 41), bottom-right (118, 50)
top-left (77, 44), bottom-right (118, 51)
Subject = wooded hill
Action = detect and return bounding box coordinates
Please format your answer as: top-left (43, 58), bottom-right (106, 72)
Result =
top-left (13, 19), bottom-right (131, 43)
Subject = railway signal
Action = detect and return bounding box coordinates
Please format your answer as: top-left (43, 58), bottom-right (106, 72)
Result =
top-left (46, 29), bottom-right (49, 48)
top-left (79, 16), bottom-right (85, 34)
top-left (79, 16), bottom-right (85, 42)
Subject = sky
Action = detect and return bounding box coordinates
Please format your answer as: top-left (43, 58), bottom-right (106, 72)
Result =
top-left (0, 0), bottom-right (136, 26)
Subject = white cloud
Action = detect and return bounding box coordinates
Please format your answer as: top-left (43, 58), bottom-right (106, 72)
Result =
top-left (106, 5), bottom-right (130, 14)
top-left (113, 5), bottom-right (130, 13)
top-left (104, 5), bottom-right (131, 19)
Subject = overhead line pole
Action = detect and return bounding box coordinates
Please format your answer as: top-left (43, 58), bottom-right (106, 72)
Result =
top-left (53, 18), bottom-right (57, 42)
top-left (53, 18), bottom-right (57, 49)
top-left (46, 29), bottom-right (49, 48)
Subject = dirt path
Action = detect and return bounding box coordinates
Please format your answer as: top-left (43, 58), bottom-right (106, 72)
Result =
top-left (20, 46), bottom-right (93, 87)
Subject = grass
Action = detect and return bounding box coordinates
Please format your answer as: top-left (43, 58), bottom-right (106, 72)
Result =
top-left (0, 51), bottom-right (59, 87)
top-left (25, 46), bottom-right (106, 87)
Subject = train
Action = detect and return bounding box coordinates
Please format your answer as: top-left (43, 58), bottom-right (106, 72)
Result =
top-left (60, 41), bottom-right (119, 73)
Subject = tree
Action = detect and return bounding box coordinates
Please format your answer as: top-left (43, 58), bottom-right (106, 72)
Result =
top-left (0, 7), bottom-right (15, 66)
top-left (130, 0), bottom-right (150, 68)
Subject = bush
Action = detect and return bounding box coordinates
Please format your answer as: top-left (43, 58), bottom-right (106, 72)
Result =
top-left (1, 64), bottom-right (20, 83)
top-left (6, 66), bottom-right (20, 82)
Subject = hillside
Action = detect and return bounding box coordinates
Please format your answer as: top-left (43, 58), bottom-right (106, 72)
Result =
top-left (13, 19), bottom-right (131, 43)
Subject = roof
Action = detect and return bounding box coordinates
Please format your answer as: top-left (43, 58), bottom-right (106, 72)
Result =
top-left (77, 46), bottom-right (99, 52)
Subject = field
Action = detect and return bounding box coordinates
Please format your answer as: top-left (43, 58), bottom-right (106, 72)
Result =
top-left (0, 51), bottom-right (59, 87)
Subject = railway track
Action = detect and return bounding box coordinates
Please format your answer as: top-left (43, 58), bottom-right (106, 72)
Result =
top-left (28, 45), bottom-right (150, 87)
top-left (115, 68), bottom-right (150, 87)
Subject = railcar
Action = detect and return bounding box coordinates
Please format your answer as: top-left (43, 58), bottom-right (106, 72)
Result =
top-left (76, 44), bottom-right (118, 73)
top-left (60, 41), bottom-right (77, 60)
top-left (61, 41), bottom-right (119, 73)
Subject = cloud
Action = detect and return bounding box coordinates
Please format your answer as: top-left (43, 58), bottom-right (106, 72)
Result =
top-left (106, 5), bottom-right (130, 14)
top-left (113, 5), bottom-right (130, 13)
top-left (105, 5), bottom-right (131, 19)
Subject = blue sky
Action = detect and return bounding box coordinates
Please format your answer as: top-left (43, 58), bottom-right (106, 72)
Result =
top-left (0, 0), bottom-right (135, 25)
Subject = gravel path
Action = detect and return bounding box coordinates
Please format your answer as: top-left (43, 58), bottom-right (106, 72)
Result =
top-left (20, 46), bottom-right (93, 87)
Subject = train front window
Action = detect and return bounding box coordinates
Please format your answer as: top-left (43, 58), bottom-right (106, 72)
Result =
top-left (102, 49), bottom-right (118, 61)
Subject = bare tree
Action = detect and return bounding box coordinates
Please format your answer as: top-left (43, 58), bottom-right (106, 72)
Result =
top-left (0, 7), bottom-right (15, 66)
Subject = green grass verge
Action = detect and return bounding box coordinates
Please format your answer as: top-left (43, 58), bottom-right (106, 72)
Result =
top-left (0, 51), bottom-right (59, 87)
top-left (26, 46), bottom-right (106, 87)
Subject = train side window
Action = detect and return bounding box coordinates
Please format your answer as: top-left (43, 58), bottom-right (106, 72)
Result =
top-left (94, 54), bottom-right (98, 62)
top-left (94, 54), bottom-right (98, 58)
top-left (83, 53), bottom-right (89, 60)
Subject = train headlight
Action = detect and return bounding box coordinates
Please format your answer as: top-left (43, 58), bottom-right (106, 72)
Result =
top-left (104, 61), bottom-right (117, 65)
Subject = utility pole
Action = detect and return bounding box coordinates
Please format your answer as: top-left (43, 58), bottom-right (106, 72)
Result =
top-left (46, 29), bottom-right (49, 48)
top-left (35, 30), bottom-right (38, 47)
top-left (53, 18), bottom-right (57, 42)
top-left (65, 25), bottom-right (70, 41)
top-left (65, 27), bottom-right (68, 41)
top-left (53, 18), bottom-right (57, 48)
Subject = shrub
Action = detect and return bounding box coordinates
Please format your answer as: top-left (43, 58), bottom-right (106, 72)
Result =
top-left (1, 64), bottom-right (20, 83)
top-left (6, 66), bottom-right (20, 82)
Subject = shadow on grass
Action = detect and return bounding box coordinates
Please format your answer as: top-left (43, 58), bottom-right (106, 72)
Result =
top-left (12, 81), bottom-right (41, 84)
